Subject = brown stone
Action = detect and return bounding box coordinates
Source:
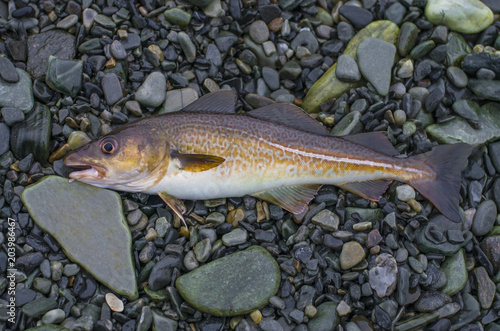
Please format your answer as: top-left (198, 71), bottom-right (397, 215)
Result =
top-left (366, 229), bottom-right (383, 248)
top-left (473, 267), bottom-right (496, 309)
top-left (480, 235), bottom-right (500, 273)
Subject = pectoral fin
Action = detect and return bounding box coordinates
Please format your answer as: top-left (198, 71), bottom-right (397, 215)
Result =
top-left (336, 180), bottom-right (392, 201)
top-left (172, 152), bottom-right (225, 172)
top-left (158, 191), bottom-right (187, 228)
top-left (251, 184), bottom-right (322, 214)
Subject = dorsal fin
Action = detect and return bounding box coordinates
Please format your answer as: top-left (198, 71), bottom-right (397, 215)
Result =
top-left (183, 90), bottom-right (237, 113)
top-left (342, 132), bottom-right (398, 156)
top-left (246, 103), bottom-right (331, 136)
top-left (251, 184), bottom-right (322, 214)
top-left (337, 180), bottom-right (392, 201)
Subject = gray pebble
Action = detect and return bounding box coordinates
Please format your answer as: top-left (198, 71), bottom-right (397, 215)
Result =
top-left (249, 20), bottom-right (269, 44)
top-left (472, 200), bottom-right (497, 236)
top-left (336, 54), bottom-right (361, 82)
top-left (110, 40), bottom-right (127, 60)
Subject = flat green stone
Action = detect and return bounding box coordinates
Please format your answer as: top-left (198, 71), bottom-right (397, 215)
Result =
top-left (446, 32), bottom-right (471, 67)
top-left (307, 302), bottom-right (340, 331)
top-left (345, 207), bottom-right (384, 222)
top-left (441, 249), bottom-right (468, 296)
top-left (22, 297), bottom-right (57, 317)
top-left (10, 103), bottom-right (51, 165)
top-left (468, 79), bottom-right (500, 102)
top-left (0, 68), bottom-right (34, 113)
top-left (21, 176), bottom-right (138, 300)
top-left (394, 312), bottom-right (440, 331)
top-left (175, 245), bottom-right (280, 316)
top-left (303, 20), bottom-right (399, 113)
top-left (426, 102), bottom-right (500, 145)
top-left (163, 8), bottom-right (191, 29)
top-left (46, 56), bottom-right (83, 98)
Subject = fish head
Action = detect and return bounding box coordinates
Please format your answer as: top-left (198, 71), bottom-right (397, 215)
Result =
top-left (63, 122), bottom-right (170, 191)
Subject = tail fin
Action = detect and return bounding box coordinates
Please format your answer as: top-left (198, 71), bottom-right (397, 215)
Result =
top-left (409, 143), bottom-right (473, 222)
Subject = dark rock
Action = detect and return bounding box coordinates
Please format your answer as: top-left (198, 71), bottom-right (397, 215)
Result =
top-left (0, 56), bottom-right (20, 83)
top-left (27, 30), bottom-right (76, 79)
top-left (148, 255), bottom-right (182, 291)
top-left (339, 5), bottom-right (373, 29)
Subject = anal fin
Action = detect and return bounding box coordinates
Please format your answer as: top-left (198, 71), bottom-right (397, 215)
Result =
top-left (158, 191), bottom-right (187, 228)
top-left (251, 184), bottom-right (322, 214)
top-left (337, 180), bottom-right (392, 201)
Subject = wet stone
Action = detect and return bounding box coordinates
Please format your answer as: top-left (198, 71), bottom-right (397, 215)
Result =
top-left (369, 253), bottom-right (398, 297)
top-left (164, 8), bottom-right (191, 29)
top-left (357, 37), bottom-right (396, 96)
top-left (336, 54), bottom-right (361, 83)
top-left (135, 72), bottom-right (166, 108)
top-left (472, 200), bottom-right (497, 236)
top-left (222, 228), bottom-right (248, 246)
top-left (468, 79), bottom-right (500, 101)
top-left (11, 103), bottom-right (50, 163)
top-left (339, 5), bottom-right (373, 30)
top-left (21, 176), bottom-right (138, 299)
top-left (311, 209), bottom-right (339, 231)
top-left (414, 290), bottom-right (452, 312)
top-left (249, 20), bottom-right (269, 44)
top-left (27, 30), bottom-right (75, 79)
top-left (441, 249), bottom-right (467, 296)
top-left (451, 99), bottom-right (480, 128)
top-left (148, 255), bottom-right (182, 291)
top-left (307, 302), bottom-right (339, 331)
top-left (473, 266), bottom-right (496, 309)
top-left (46, 56), bottom-right (82, 98)
top-left (0, 56), bottom-right (19, 83)
top-left (41, 308), bottom-right (65, 325)
top-left (22, 297), bottom-right (57, 317)
top-left (340, 241), bottom-right (365, 270)
top-left (446, 66), bottom-right (468, 88)
top-left (101, 73), bottom-right (123, 106)
top-left (481, 236), bottom-right (500, 273)
top-left (425, 0), bottom-right (493, 34)
top-left (0, 68), bottom-right (34, 113)
top-left (176, 246), bottom-right (280, 316)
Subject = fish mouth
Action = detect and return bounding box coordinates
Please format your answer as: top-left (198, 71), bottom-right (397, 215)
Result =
top-left (63, 156), bottom-right (107, 180)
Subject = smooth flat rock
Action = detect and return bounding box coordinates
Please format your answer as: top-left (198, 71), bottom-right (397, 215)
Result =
top-left (303, 20), bottom-right (399, 113)
top-left (425, 0), bottom-right (493, 34)
top-left (46, 56), bottom-right (82, 98)
top-left (27, 30), bottom-right (76, 79)
top-left (340, 241), bottom-right (366, 270)
top-left (160, 88), bottom-right (198, 114)
top-left (0, 68), bottom-right (34, 113)
top-left (101, 73), bottom-right (123, 106)
top-left (441, 249), bottom-right (467, 296)
top-left (0, 56), bottom-right (19, 83)
top-left (21, 176), bottom-right (138, 300)
top-left (135, 72), bottom-right (166, 108)
top-left (357, 37), bottom-right (396, 96)
top-left (307, 302), bottom-right (340, 331)
top-left (468, 79), bottom-right (500, 101)
top-left (176, 245), bottom-right (280, 316)
top-left (11, 103), bottom-right (50, 164)
top-left (427, 102), bottom-right (500, 145)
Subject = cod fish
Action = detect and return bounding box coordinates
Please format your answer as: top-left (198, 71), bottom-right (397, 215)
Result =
top-left (64, 90), bottom-right (472, 224)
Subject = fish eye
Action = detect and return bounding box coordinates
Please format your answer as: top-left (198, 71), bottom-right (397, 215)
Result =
top-left (101, 138), bottom-right (118, 154)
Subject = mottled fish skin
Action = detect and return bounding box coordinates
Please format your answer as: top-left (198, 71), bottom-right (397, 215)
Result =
top-left (64, 91), bottom-right (472, 223)
top-left (147, 112), bottom-right (432, 198)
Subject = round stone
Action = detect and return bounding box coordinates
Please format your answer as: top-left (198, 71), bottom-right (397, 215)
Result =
top-left (135, 72), bottom-right (167, 108)
top-left (396, 185), bottom-right (415, 202)
top-left (249, 20), bottom-right (269, 44)
top-left (340, 241), bottom-right (366, 270)
top-left (446, 66), bottom-right (468, 88)
top-left (176, 246), bottom-right (280, 316)
top-left (41, 308), bottom-right (65, 324)
top-left (471, 200), bottom-right (497, 236)
top-left (425, 0), bottom-right (493, 34)
top-left (222, 228), bottom-right (248, 246)
top-left (106, 293), bottom-right (124, 312)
